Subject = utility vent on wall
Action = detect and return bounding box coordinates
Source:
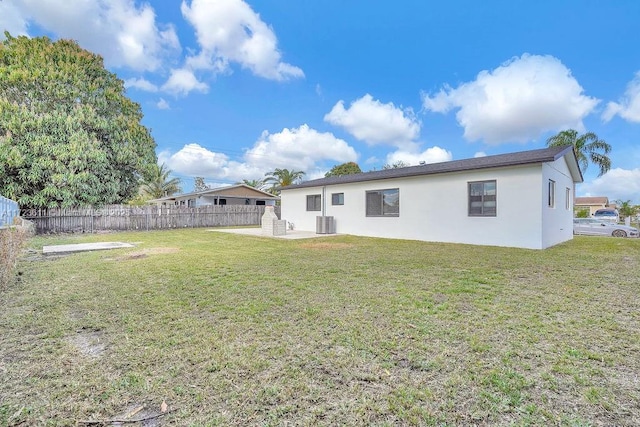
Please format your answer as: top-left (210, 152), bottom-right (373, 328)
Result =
top-left (316, 216), bottom-right (336, 234)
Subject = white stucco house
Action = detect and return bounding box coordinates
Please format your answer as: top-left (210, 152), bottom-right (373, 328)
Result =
top-left (280, 145), bottom-right (583, 249)
top-left (148, 184), bottom-right (279, 207)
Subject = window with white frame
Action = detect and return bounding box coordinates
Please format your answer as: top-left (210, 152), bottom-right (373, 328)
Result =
top-left (306, 194), bottom-right (321, 211)
top-left (366, 188), bottom-right (399, 217)
top-left (468, 180), bottom-right (496, 216)
top-left (565, 187), bottom-right (571, 210)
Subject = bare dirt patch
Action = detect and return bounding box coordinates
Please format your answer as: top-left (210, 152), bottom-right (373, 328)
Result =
top-left (69, 327), bottom-right (107, 357)
top-left (124, 253), bottom-right (148, 260)
top-left (107, 247), bottom-right (180, 261)
top-left (78, 402), bottom-right (173, 426)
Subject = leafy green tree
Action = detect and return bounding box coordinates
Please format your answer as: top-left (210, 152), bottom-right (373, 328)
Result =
top-left (140, 163), bottom-right (181, 199)
top-left (546, 129), bottom-right (612, 176)
top-left (0, 33), bottom-right (157, 208)
top-left (615, 199), bottom-right (638, 220)
top-left (194, 177), bottom-right (210, 192)
top-left (325, 162), bottom-right (362, 177)
top-left (574, 208), bottom-right (590, 218)
top-left (264, 168), bottom-right (305, 194)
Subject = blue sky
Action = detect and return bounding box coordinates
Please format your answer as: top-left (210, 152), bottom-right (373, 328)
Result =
top-left (2, 0), bottom-right (640, 202)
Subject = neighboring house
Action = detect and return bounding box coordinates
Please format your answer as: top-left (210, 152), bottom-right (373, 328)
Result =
top-left (149, 184), bottom-right (279, 207)
top-left (281, 146), bottom-right (583, 250)
top-left (574, 196), bottom-right (610, 216)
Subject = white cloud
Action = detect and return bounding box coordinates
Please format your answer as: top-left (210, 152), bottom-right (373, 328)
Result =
top-left (474, 151), bottom-right (487, 158)
top-left (156, 98), bottom-right (170, 110)
top-left (245, 125), bottom-right (358, 172)
top-left (579, 168), bottom-right (640, 205)
top-left (180, 0), bottom-right (303, 81)
top-left (422, 54), bottom-right (599, 145)
top-left (6, 0), bottom-right (180, 72)
top-left (162, 125), bottom-right (357, 182)
top-left (125, 77), bottom-right (159, 92)
top-left (603, 72), bottom-right (640, 123)
top-left (365, 156), bottom-right (380, 165)
top-left (0, 2), bottom-right (29, 36)
top-left (385, 146), bottom-right (452, 166)
top-left (324, 94), bottom-right (421, 149)
top-left (162, 68), bottom-right (209, 96)
top-left (161, 143), bottom-right (234, 177)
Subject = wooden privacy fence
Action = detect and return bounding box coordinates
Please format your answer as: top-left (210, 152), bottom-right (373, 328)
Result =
top-left (21, 205), bottom-right (281, 234)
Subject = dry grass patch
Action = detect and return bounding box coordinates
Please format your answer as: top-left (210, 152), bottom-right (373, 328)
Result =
top-left (298, 241), bottom-right (356, 250)
top-left (111, 247), bottom-right (180, 261)
top-left (0, 227), bottom-right (28, 289)
top-left (0, 230), bottom-right (639, 426)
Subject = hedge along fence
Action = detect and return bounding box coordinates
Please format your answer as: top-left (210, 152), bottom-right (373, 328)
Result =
top-left (21, 205), bottom-right (281, 234)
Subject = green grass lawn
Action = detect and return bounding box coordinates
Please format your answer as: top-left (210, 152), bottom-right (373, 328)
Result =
top-left (1, 230), bottom-right (639, 426)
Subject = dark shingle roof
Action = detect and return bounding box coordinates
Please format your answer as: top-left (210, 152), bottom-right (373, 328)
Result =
top-left (283, 145), bottom-right (582, 190)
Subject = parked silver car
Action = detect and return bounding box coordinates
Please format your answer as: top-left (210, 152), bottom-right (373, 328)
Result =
top-left (593, 208), bottom-right (619, 223)
top-left (573, 218), bottom-right (639, 238)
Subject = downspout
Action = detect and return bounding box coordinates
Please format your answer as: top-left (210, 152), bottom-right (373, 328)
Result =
top-left (322, 186), bottom-right (326, 216)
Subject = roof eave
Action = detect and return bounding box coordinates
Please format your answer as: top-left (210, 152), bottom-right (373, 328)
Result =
top-left (554, 146), bottom-right (584, 183)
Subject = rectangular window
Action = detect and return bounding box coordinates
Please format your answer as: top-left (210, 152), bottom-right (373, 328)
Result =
top-left (331, 193), bottom-right (344, 205)
top-left (565, 187), bottom-right (571, 210)
top-left (548, 180), bottom-right (556, 208)
top-left (306, 194), bottom-right (321, 211)
top-left (468, 180), bottom-right (496, 216)
top-left (366, 188), bottom-right (399, 217)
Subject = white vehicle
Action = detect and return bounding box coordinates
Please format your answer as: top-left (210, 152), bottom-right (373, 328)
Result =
top-left (573, 218), bottom-right (638, 238)
top-left (593, 209), bottom-right (619, 223)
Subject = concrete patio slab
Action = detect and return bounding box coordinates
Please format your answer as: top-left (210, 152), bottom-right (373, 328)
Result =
top-left (209, 227), bottom-right (340, 240)
top-left (42, 242), bottom-right (135, 255)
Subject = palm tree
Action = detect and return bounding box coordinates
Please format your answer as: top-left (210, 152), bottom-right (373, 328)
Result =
top-left (264, 168), bottom-right (305, 194)
top-left (546, 129), bottom-right (612, 176)
top-left (140, 163), bottom-right (182, 198)
top-left (238, 178), bottom-right (265, 190)
top-left (616, 200), bottom-right (638, 221)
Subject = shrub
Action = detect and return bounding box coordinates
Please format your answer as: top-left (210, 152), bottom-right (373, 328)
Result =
top-left (575, 208), bottom-right (590, 218)
top-left (0, 226), bottom-right (28, 289)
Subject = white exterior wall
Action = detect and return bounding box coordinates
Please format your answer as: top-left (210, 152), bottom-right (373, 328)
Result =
top-left (282, 163), bottom-right (574, 249)
top-left (541, 157), bottom-right (575, 248)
